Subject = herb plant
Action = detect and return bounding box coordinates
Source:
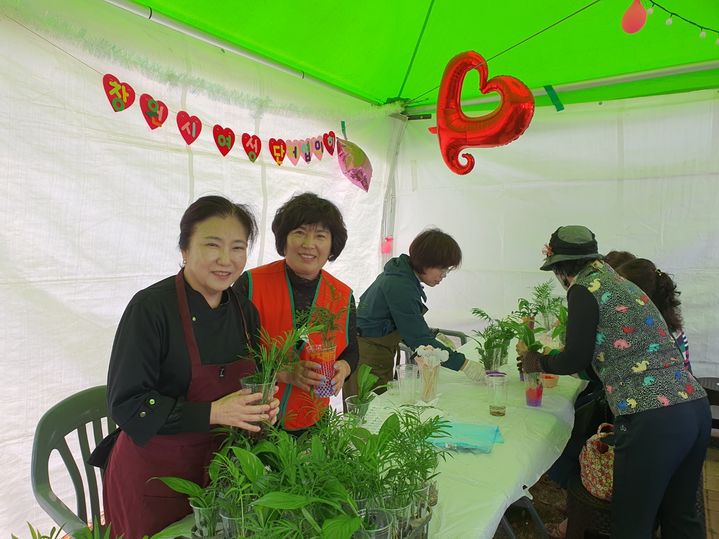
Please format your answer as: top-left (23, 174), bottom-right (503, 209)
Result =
top-left (244, 323), bottom-right (312, 398)
top-left (295, 282), bottom-right (348, 348)
top-left (154, 475), bottom-right (220, 536)
top-left (471, 309), bottom-right (515, 371)
top-left (355, 364), bottom-right (383, 404)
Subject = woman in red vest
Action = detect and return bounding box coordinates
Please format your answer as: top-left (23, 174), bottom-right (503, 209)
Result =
top-left (234, 192), bottom-right (358, 432)
top-left (100, 196), bottom-right (280, 538)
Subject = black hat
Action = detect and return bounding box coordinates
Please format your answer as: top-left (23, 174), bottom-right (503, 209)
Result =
top-left (540, 225), bottom-right (602, 271)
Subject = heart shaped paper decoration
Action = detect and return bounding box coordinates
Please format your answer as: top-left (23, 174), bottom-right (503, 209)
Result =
top-left (176, 111), bottom-right (202, 145)
top-left (428, 50), bottom-right (535, 175)
top-left (286, 140), bottom-right (301, 166)
top-left (311, 136), bottom-right (324, 161)
top-left (213, 125), bottom-right (235, 156)
top-left (337, 138), bottom-right (372, 192)
top-left (139, 94), bottom-right (168, 129)
top-left (269, 138), bottom-right (287, 166)
top-left (102, 74), bottom-right (135, 112)
top-left (242, 133), bottom-right (262, 162)
top-left (323, 131), bottom-right (336, 155)
top-left (300, 139), bottom-right (312, 164)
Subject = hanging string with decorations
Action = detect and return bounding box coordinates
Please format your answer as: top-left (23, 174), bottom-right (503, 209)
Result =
top-left (100, 73), bottom-right (372, 191)
top-left (622, 0), bottom-right (719, 42)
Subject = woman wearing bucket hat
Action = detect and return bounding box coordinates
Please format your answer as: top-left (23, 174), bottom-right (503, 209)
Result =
top-left (519, 225), bottom-right (710, 539)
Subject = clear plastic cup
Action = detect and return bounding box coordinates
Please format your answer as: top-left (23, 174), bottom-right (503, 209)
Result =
top-left (487, 372), bottom-right (508, 416)
top-left (524, 372), bottom-right (544, 407)
top-left (395, 364), bottom-right (418, 404)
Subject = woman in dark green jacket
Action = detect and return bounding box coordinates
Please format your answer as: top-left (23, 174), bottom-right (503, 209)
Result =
top-left (344, 228), bottom-right (484, 398)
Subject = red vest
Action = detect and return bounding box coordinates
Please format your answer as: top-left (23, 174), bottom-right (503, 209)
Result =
top-left (248, 260), bottom-right (350, 430)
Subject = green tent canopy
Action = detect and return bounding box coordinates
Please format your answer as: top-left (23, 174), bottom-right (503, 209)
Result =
top-left (114, 0), bottom-right (719, 110)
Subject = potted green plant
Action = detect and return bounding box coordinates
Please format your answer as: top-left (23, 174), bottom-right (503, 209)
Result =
top-left (471, 309), bottom-right (515, 372)
top-left (296, 283), bottom-right (350, 398)
top-left (242, 426), bottom-right (362, 538)
top-left (154, 475), bottom-right (220, 538)
top-left (242, 323), bottom-right (311, 405)
top-left (211, 446), bottom-right (264, 537)
top-left (344, 364), bottom-right (383, 423)
top-left (379, 410), bottom-right (450, 538)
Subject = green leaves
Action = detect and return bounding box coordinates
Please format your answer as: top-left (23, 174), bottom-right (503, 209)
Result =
top-left (320, 515), bottom-right (362, 539)
top-left (12, 523), bottom-right (63, 539)
top-left (473, 280), bottom-right (567, 358)
top-left (153, 476), bottom-right (204, 500)
top-left (355, 364), bottom-right (380, 403)
top-left (231, 446), bottom-right (266, 483)
top-left (253, 492), bottom-right (316, 510)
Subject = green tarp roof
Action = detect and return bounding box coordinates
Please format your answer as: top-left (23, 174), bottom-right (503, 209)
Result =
top-left (122, 0), bottom-right (718, 109)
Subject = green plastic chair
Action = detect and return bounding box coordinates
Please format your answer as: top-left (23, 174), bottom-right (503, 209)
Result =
top-left (31, 385), bottom-right (115, 535)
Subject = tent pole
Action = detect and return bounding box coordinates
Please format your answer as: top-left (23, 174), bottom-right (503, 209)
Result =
top-left (102, 0), bottom-right (378, 105)
top-left (404, 60), bottom-right (719, 112)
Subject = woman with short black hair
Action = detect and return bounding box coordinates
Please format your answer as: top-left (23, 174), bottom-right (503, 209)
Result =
top-left (344, 228), bottom-right (484, 399)
top-left (234, 192), bottom-right (358, 432)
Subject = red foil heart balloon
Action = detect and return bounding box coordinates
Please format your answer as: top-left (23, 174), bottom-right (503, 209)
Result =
top-left (176, 111), bottom-right (202, 145)
top-left (139, 93), bottom-right (168, 129)
top-left (102, 74), bottom-right (135, 112)
top-left (213, 125), bottom-right (235, 156)
top-left (429, 51), bottom-right (535, 175)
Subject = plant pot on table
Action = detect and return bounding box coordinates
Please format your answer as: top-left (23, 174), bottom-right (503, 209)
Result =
top-left (353, 508), bottom-right (395, 538)
top-left (484, 345), bottom-right (510, 373)
top-left (189, 500), bottom-right (221, 538)
top-left (345, 393), bottom-right (375, 424)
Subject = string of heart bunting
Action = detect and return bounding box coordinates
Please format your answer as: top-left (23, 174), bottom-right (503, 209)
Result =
top-left (102, 73), bottom-right (337, 166)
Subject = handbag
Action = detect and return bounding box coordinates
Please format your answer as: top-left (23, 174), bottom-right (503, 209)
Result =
top-left (579, 422), bottom-right (614, 501)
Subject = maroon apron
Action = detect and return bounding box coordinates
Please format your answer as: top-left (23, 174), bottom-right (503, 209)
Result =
top-left (103, 271), bottom-right (255, 539)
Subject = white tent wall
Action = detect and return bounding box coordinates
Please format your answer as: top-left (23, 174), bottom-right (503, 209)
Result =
top-left (393, 89), bottom-right (719, 377)
top-left (0, 0), bottom-right (401, 533)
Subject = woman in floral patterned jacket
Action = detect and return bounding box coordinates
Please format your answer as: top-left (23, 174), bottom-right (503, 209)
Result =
top-left (520, 225), bottom-right (710, 539)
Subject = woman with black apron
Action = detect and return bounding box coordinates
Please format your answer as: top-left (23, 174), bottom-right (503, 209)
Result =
top-left (98, 196), bottom-right (279, 538)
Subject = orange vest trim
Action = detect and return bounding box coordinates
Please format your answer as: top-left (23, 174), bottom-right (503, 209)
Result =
top-left (247, 260), bottom-right (351, 430)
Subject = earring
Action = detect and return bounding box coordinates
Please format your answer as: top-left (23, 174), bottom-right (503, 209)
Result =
top-left (182, 259), bottom-right (186, 266)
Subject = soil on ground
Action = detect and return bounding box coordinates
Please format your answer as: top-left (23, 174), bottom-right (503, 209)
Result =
top-left (492, 474), bottom-right (567, 538)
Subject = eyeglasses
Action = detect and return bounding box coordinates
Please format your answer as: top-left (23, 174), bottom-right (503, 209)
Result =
top-left (440, 267), bottom-right (455, 278)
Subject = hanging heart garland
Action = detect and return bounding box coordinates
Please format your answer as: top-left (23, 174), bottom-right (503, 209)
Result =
top-left (323, 131), bottom-right (336, 155)
top-left (139, 94), bottom-right (168, 130)
top-left (102, 74), bottom-right (135, 112)
top-left (241, 133), bottom-right (262, 162)
top-left (100, 77), bottom-right (343, 167)
top-left (311, 136), bottom-right (324, 161)
top-left (213, 125), bottom-right (235, 156)
top-left (176, 111), bottom-right (202, 145)
top-left (269, 138), bottom-right (287, 166)
top-left (285, 140), bottom-right (301, 166)
top-left (300, 139), bottom-right (312, 164)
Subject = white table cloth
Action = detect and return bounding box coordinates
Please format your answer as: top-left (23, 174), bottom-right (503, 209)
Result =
top-left (365, 364), bottom-right (586, 538)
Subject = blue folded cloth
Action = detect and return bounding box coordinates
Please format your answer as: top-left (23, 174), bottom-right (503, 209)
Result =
top-left (431, 422), bottom-right (504, 453)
